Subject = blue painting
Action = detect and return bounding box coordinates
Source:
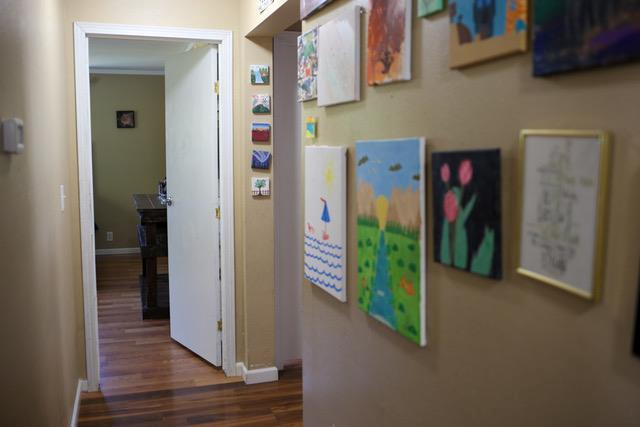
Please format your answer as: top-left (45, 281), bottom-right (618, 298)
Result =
top-left (533, 0), bottom-right (640, 76)
top-left (251, 150), bottom-right (271, 170)
top-left (356, 138), bottom-right (426, 346)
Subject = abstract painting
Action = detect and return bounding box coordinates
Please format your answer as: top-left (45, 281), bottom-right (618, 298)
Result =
top-left (250, 65), bottom-right (270, 85)
top-left (297, 28), bottom-right (318, 102)
top-left (517, 130), bottom-right (610, 300)
top-left (252, 122), bottom-right (271, 142)
top-left (251, 150), bottom-right (272, 170)
top-left (252, 94), bottom-right (271, 114)
top-left (300, 0), bottom-right (335, 20)
top-left (251, 177), bottom-right (270, 197)
top-left (305, 116), bottom-right (317, 139)
top-left (356, 137), bottom-right (426, 346)
top-left (418, 0), bottom-right (446, 18)
top-left (116, 111), bottom-right (135, 128)
top-left (449, 0), bottom-right (528, 68)
top-left (432, 149), bottom-right (502, 279)
top-left (304, 146), bottom-right (347, 302)
top-left (318, 5), bottom-right (361, 106)
top-left (367, 0), bottom-right (412, 85)
top-left (533, 0), bottom-right (640, 76)
top-left (259, 0), bottom-right (274, 13)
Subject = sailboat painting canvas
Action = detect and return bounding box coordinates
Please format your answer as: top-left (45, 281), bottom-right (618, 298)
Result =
top-left (304, 146), bottom-right (347, 302)
top-left (356, 137), bottom-right (427, 346)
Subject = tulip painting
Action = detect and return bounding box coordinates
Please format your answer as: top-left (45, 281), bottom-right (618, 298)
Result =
top-left (432, 149), bottom-right (502, 279)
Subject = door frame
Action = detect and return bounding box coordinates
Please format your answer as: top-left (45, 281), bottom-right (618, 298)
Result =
top-left (73, 22), bottom-right (236, 392)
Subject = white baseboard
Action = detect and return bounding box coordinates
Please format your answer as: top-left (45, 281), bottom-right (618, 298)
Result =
top-left (70, 379), bottom-right (88, 427)
top-left (95, 247), bottom-right (140, 256)
top-left (237, 362), bottom-right (278, 385)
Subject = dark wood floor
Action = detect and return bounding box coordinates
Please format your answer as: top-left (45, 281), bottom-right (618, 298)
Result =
top-left (78, 254), bottom-right (302, 426)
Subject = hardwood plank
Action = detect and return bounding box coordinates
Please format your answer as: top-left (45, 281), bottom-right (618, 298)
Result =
top-left (78, 254), bottom-right (302, 425)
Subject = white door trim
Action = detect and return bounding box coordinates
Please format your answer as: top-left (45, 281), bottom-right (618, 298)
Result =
top-left (73, 22), bottom-right (237, 392)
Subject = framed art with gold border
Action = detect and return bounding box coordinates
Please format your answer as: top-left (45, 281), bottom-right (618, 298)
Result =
top-left (515, 130), bottom-right (610, 301)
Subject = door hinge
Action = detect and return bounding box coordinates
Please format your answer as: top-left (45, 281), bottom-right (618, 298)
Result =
top-left (214, 81), bottom-right (219, 94)
top-left (217, 320), bottom-right (223, 331)
top-left (215, 207), bottom-right (221, 219)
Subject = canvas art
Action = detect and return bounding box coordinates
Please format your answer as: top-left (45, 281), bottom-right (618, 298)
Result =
top-left (250, 65), bottom-right (270, 85)
top-left (116, 111), bottom-right (135, 128)
top-left (251, 177), bottom-right (270, 197)
top-left (252, 95), bottom-right (271, 114)
top-left (356, 138), bottom-right (426, 346)
top-left (418, 0), bottom-right (446, 18)
top-left (259, 0), bottom-right (274, 13)
top-left (251, 150), bottom-right (272, 170)
top-left (305, 116), bottom-right (317, 139)
top-left (367, 0), bottom-right (412, 85)
top-left (297, 28), bottom-right (318, 102)
top-left (533, 0), bottom-right (640, 76)
top-left (449, 0), bottom-right (528, 68)
top-left (300, 0), bottom-right (334, 20)
top-left (517, 130), bottom-right (610, 300)
top-left (252, 122), bottom-right (271, 142)
top-left (432, 149), bottom-right (502, 279)
top-left (304, 146), bottom-right (347, 302)
top-left (318, 5), bottom-right (361, 106)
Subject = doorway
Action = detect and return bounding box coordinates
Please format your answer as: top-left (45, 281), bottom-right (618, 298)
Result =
top-left (74, 23), bottom-right (236, 392)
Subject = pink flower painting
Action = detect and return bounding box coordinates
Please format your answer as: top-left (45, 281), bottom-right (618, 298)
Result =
top-left (443, 190), bottom-right (458, 223)
top-left (458, 159), bottom-right (473, 186)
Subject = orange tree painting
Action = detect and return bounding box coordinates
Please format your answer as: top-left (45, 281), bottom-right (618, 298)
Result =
top-left (367, 0), bottom-right (412, 85)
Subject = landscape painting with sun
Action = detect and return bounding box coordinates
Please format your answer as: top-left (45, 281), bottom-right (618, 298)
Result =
top-left (304, 146), bottom-right (347, 302)
top-left (356, 138), bottom-right (426, 346)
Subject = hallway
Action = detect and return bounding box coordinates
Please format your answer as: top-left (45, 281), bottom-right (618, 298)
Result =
top-left (78, 255), bottom-right (302, 425)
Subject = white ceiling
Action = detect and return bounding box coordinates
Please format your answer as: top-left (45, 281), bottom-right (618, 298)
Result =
top-left (89, 38), bottom-right (194, 74)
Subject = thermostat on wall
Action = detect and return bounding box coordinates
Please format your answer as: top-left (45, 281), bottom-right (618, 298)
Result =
top-left (2, 118), bottom-right (24, 154)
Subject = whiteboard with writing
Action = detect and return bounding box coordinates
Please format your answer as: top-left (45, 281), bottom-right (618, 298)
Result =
top-left (519, 134), bottom-right (603, 297)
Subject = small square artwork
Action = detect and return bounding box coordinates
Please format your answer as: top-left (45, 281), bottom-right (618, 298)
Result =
top-left (432, 149), bottom-right (502, 279)
top-left (304, 146), bottom-right (347, 302)
top-left (251, 177), bottom-right (271, 197)
top-left (533, 0), bottom-right (640, 76)
top-left (318, 5), bottom-right (361, 106)
top-left (251, 150), bottom-right (272, 170)
top-left (116, 111), bottom-right (135, 128)
top-left (259, 0), bottom-right (274, 13)
top-left (250, 65), bottom-right (270, 85)
top-left (252, 122), bottom-right (271, 142)
top-left (449, 0), bottom-right (528, 68)
top-left (300, 0), bottom-right (335, 20)
top-left (305, 117), bottom-right (317, 139)
top-left (367, 0), bottom-right (412, 85)
top-left (356, 137), bottom-right (427, 346)
top-left (297, 28), bottom-right (318, 102)
top-left (252, 95), bottom-right (271, 114)
top-left (418, 0), bottom-right (445, 18)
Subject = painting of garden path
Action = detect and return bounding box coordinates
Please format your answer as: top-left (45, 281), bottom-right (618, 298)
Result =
top-left (432, 149), bottom-right (502, 279)
top-left (304, 146), bottom-right (347, 302)
top-left (356, 138), bottom-right (426, 346)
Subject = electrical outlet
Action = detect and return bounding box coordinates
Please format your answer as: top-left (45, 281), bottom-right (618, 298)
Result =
top-left (106, 231), bottom-right (113, 242)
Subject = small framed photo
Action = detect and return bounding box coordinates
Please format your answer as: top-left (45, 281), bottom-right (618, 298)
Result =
top-left (116, 111), bottom-right (135, 128)
top-left (250, 65), bottom-right (270, 85)
top-left (516, 130), bottom-right (611, 301)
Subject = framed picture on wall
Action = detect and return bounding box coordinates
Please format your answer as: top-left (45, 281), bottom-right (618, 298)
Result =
top-left (116, 110), bottom-right (135, 128)
top-left (300, 0), bottom-right (334, 20)
top-left (515, 130), bottom-right (611, 300)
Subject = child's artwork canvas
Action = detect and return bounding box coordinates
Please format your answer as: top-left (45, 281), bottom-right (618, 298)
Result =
top-left (367, 0), bottom-right (412, 85)
top-left (297, 28), bottom-right (318, 102)
top-left (533, 0), bottom-right (640, 76)
top-left (304, 146), bottom-right (347, 302)
top-left (305, 116), bottom-right (317, 139)
top-left (252, 123), bottom-right (271, 142)
top-left (300, 0), bottom-right (335, 20)
top-left (251, 150), bottom-right (272, 170)
top-left (251, 177), bottom-right (271, 197)
top-left (432, 149), bottom-right (502, 279)
top-left (449, 0), bottom-right (528, 68)
top-left (252, 95), bottom-right (271, 114)
top-left (356, 138), bottom-right (426, 346)
top-left (318, 5), bottom-right (361, 106)
top-left (418, 0), bottom-right (445, 18)
top-left (250, 65), bottom-right (270, 85)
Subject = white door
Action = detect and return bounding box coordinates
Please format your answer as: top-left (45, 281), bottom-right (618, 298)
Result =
top-left (165, 45), bottom-right (221, 366)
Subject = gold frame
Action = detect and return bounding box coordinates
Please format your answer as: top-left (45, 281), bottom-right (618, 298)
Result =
top-left (515, 129), bottom-right (611, 301)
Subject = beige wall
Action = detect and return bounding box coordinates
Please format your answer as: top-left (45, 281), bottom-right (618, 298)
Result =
top-left (301, 2), bottom-right (640, 427)
top-left (91, 74), bottom-right (166, 250)
top-left (0, 0), bottom-right (85, 425)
